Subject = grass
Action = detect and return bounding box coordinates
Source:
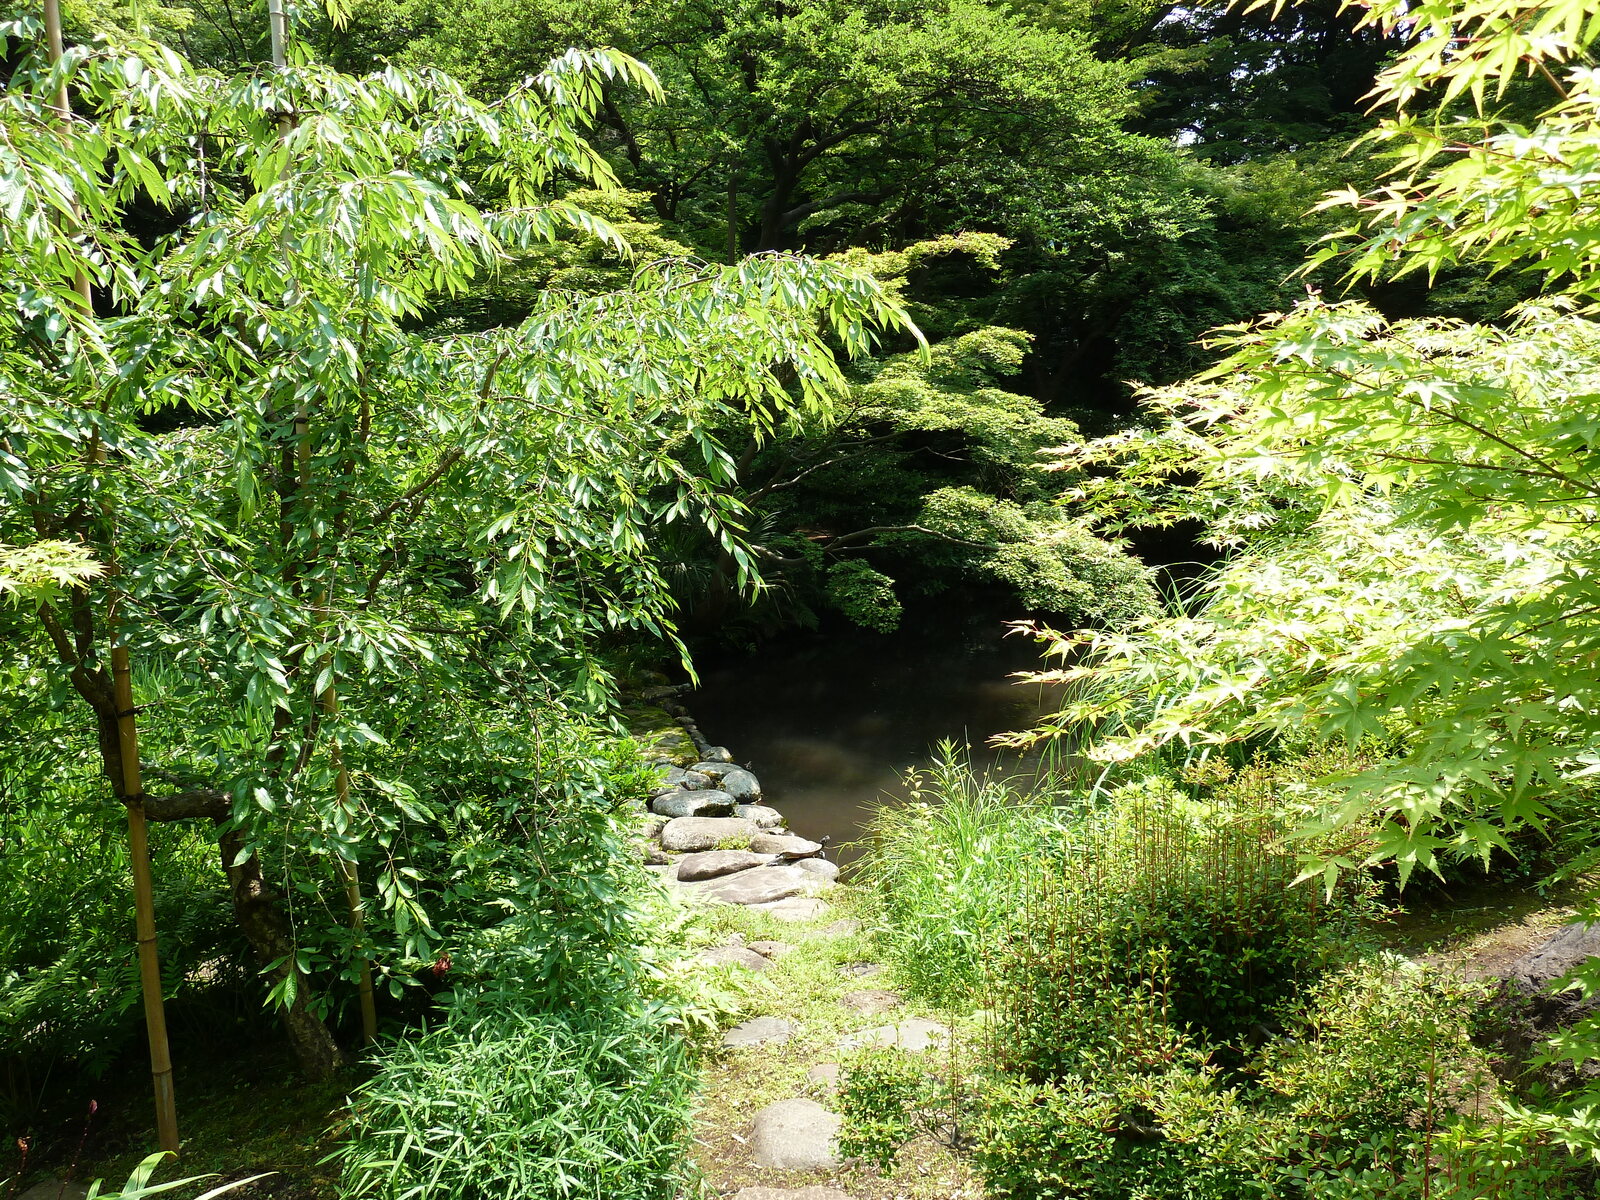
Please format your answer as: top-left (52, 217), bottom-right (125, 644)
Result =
top-left (684, 888), bottom-right (984, 1200)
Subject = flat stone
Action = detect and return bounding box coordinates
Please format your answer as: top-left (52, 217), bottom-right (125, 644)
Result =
top-left (732, 1190), bottom-right (850, 1200)
top-left (841, 988), bottom-right (902, 1015)
top-left (702, 745), bottom-right (735, 763)
top-left (749, 896), bottom-right (831, 922)
top-left (700, 946), bottom-right (774, 972)
top-left (795, 857), bottom-right (840, 882)
top-left (749, 1098), bottom-right (842, 1170)
top-left (660, 816), bottom-right (757, 853)
top-left (750, 832), bottom-right (823, 858)
top-left (734, 803), bottom-right (786, 829)
top-left (839, 1017), bottom-right (949, 1053)
top-left (683, 864), bottom-right (828, 906)
top-left (17, 1182), bottom-right (90, 1200)
top-left (723, 1016), bottom-right (798, 1048)
top-left (717, 767), bottom-right (763, 801)
top-left (651, 788), bottom-right (736, 818)
top-left (676, 849), bottom-right (776, 881)
top-left (821, 919), bottom-right (862, 937)
top-left (839, 961), bottom-right (884, 979)
top-left (749, 940), bottom-right (795, 959)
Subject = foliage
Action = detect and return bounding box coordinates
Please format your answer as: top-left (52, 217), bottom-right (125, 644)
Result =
top-left (858, 746), bottom-right (1078, 1006)
top-left (836, 1049), bottom-right (940, 1173)
top-left (337, 1008), bottom-right (692, 1200)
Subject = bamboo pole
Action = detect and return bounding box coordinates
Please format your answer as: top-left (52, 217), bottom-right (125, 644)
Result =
top-left (41, 0), bottom-right (181, 1153)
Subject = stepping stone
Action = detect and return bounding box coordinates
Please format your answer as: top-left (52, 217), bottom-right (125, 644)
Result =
top-left (676, 849), bottom-right (776, 881)
top-left (733, 1190), bottom-right (850, 1200)
top-left (651, 788), bottom-right (736, 818)
top-left (749, 1098), bottom-right (842, 1170)
top-left (700, 946), bottom-right (774, 972)
top-left (723, 1016), bottom-right (797, 1048)
top-left (660, 816), bottom-right (757, 853)
top-left (734, 803), bottom-right (785, 828)
top-left (749, 896), bottom-right (831, 922)
top-left (748, 939), bottom-right (795, 958)
top-left (750, 832), bottom-right (823, 858)
top-left (682, 864), bottom-right (827, 906)
top-left (795, 858), bottom-right (839, 882)
top-left (838, 1017), bottom-right (949, 1053)
top-left (806, 1062), bottom-right (841, 1092)
top-left (839, 961), bottom-right (884, 979)
top-left (840, 988), bottom-right (901, 1015)
top-left (821, 919), bottom-right (862, 937)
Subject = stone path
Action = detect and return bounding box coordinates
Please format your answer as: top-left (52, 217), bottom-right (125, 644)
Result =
top-left (634, 716), bottom-right (977, 1199)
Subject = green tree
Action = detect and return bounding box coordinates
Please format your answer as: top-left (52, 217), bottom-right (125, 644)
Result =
top-left (1017, 0), bottom-right (1600, 1142)
top-left (0, 5), bottom-right (905, 1098)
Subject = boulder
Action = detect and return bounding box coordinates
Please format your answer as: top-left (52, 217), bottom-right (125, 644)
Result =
top-left (723, 1016), bottom-right (798, 1048)
top-left (700, 946), bottom-right (774, 972)
top-left (1496, 921), bottom-right (1600, 1087)
top-left (702, 745), bottom-right (735, 763)
top-left (717, 767), bottom-right (763, 801)
top-left (734, 803), bottom-right (786, 829)
top-left (795, 858), bottom-right (840, 883)
top-left (660, 816), bottom-right (757, 853)
top-left (839, 1017), bottom-right (948, 1053)
top-left (749, 1098), bottom-right (842, 1170)
top-left (677, 849), bottom-right (777, 881)
top-left (750, 832), bottom-right (823, 858)
top-left (651, 788), bottom-right (736, 818)
top-left (683, 864), bottom-right (828, 906)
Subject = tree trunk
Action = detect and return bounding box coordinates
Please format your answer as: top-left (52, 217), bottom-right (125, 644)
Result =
top-left (218, 828), bottom-right (347, 1080)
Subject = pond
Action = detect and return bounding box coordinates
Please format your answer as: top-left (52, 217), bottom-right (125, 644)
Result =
top-left (688, 610), bottom-right (1066, 864)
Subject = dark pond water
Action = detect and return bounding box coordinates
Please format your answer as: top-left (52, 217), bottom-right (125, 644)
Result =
top-left (688, 612), bottom-right (1066, 863)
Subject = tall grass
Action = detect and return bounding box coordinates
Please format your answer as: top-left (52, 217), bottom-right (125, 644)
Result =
top-left (856, 743), bottom-right (1078, 1006)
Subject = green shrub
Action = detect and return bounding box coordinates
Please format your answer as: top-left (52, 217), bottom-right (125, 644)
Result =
top-left (338, 1009), bottom-right (692, 1200)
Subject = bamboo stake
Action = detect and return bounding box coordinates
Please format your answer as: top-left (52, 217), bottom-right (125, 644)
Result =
top-left (41, 0), bottom-right (180, 1153)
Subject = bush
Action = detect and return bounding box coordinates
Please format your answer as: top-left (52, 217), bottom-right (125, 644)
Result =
top-left (338, 1009), bottom-right (693, 1200)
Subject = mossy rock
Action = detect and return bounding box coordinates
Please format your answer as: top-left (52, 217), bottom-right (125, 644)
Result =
top-left (625, 703), bottom-right (699, 765)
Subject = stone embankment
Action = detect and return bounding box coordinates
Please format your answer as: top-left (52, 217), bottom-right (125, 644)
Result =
top-left (628, 686), bottom-right (841, 923)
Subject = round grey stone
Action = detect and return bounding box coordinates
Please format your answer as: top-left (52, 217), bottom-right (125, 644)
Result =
top-left (702, 745), bottom-right (735, 763)
top-left (717, 767), bottom-right (762, 801)
top-left (795, 857), bottom-right (839, 882)
top-left (734, 803), bottom-right (785, 828)
top-left (651, 788), bottom-right (736, 818)
top-left (750, 832), bottom-right (823, 858)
